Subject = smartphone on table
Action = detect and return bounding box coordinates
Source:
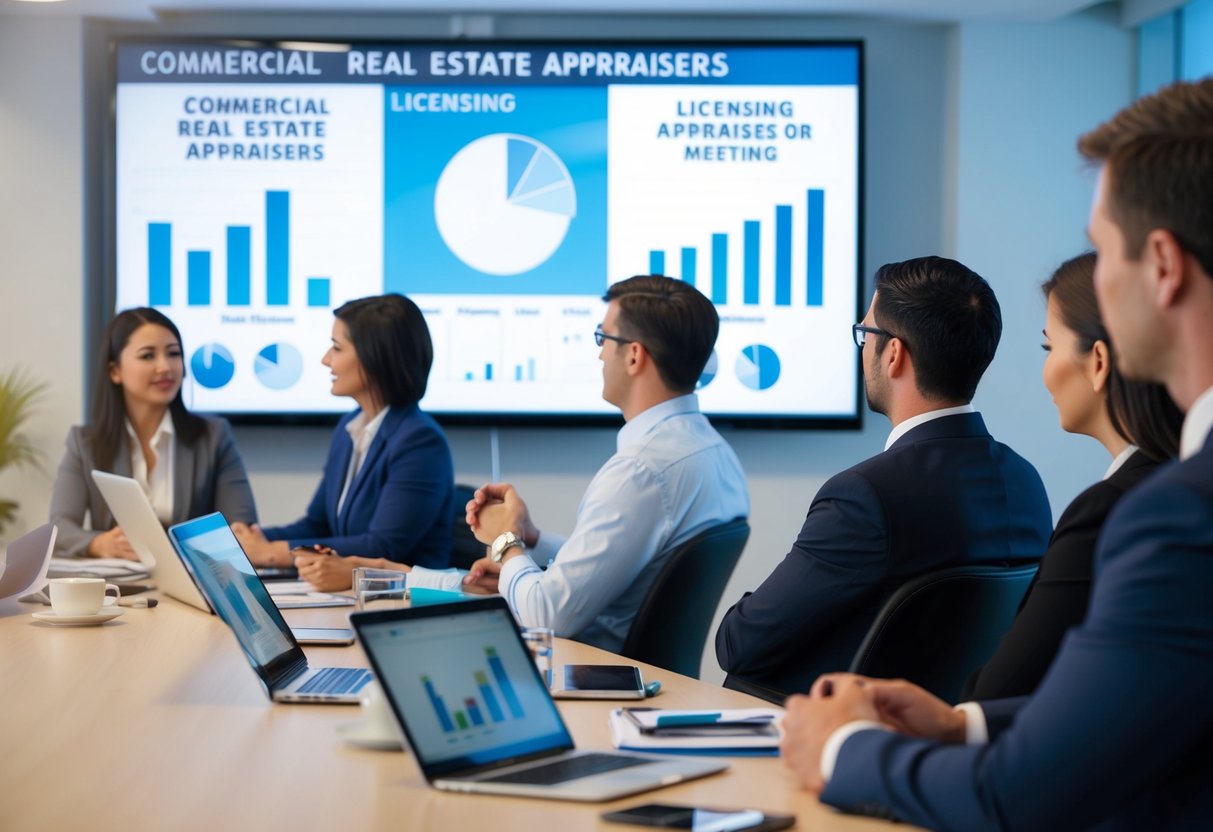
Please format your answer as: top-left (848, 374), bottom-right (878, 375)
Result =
top-left (602, 803), bottom-right (795, 830)
top-left (552, 664), bottom-right (645, 699)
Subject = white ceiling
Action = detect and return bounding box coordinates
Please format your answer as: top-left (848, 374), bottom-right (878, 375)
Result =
top-left (1, 0), bottom-right (1109, 24)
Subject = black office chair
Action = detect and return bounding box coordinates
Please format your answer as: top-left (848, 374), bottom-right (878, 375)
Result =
top-left (847, 562), bottom-right (1039, 703)
top-left (449, 483), bottom-right (485, 571)
top-left (619, 518), bottom-right (750, 679)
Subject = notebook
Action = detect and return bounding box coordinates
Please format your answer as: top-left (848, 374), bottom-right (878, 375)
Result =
top-left (1, 523), bottom-right (57, 603)
top-left (168, 512), bottom-right (371, 703)
top-left (350, 598), bottom-right (728, 801)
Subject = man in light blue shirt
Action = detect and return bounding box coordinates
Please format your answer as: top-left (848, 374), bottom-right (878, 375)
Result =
top-left (410, 274), bottom-right (749, 652)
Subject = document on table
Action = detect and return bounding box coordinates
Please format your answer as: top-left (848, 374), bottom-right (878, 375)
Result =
top-left (265, 580), bottom-right (355, 608)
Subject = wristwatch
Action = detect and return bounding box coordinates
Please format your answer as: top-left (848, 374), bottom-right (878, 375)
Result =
top-left (490, 530), bottom-right (525, 563)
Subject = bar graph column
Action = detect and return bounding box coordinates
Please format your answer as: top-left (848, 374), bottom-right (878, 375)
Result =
top-left (711, 233), bottom-right (728, 305)
top-left (806, 189), bottom-right (824, 306)
top-left (465, 698), bottom-right (485, 726)
top-left (743, 220), bottom-right (760, 305)
top-left (486, 647), bottom-right (525, 719)
top-left (307, 277), bottom-right (330, 307)
top-left (476, 670), bottom-right (506, 722)
top-left (227, 226), bottom-right (250, 306)
top-left (775, 205), bottom-right (792, 306)
top-left (680, 247), bottom-right (696, 284)
top-left (266, 191), bottom-right (289, 306)
top-left (149, 223), bottom-right (171, 306)
top-left (187, 251), bottom-right (211, 306)
top-left (422, 676), bottom-right (456, 733)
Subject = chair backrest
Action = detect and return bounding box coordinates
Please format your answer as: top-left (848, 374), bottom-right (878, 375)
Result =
top-left (620, 518), bottom-right (750, 679)
top-left (848, 562), bottom-right (1038, 703)
top-left (449, 484), bottom-right (484, 571)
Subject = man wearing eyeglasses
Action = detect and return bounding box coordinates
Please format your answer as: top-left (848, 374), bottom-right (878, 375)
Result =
top-left (715, 256), bottom-right (1052, 698)
top-left (408, 274), bottom-right (748, 652)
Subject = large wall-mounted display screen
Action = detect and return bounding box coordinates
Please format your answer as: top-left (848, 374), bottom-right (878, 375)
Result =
top-left (114, 40), bottom-right (863, 424)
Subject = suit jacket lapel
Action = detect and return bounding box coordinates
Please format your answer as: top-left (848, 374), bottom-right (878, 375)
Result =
top-left (329, 428), bottom-right (355, 532)
top-left (173, 436), bottom-right (196, 524)
top-left (339, 408), bottom-right (403, 528)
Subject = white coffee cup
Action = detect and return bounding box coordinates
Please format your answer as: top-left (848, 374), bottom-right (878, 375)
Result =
top-left (359, 681), bottom-right (397, 739)
top-left (48, 577), bottom-right (121, 616)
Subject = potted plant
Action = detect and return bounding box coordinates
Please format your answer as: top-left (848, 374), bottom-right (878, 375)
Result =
top-left (0, 367), bottom-right (46, 536)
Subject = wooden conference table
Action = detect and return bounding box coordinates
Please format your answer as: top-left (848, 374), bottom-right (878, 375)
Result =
top-left (0, 590), bottom-right (909, 832)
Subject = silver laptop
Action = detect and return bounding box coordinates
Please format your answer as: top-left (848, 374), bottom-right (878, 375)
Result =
top-left (91, 470), bottom-right (209, 610)
top-left (350, 598), bottom-right (728, 801)
top-left (168, 512), bottom-right (370, 703)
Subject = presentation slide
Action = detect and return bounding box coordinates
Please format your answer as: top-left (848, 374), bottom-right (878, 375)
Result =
top-left (114, 41), bottom-right (862, 422)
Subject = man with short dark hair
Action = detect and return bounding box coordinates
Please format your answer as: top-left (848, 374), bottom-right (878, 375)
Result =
top-left (715, 256), bottom-right (1051, 697)
top-left (779, 78), bottom-right (1213, 830)
top-left (410, 275), bottom-right (749, 652)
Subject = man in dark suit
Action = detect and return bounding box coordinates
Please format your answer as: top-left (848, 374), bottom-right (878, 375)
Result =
top-left (779, 78), bottom-right (1213, 830)
top-left (715, 256), bottom-right (1052, 697)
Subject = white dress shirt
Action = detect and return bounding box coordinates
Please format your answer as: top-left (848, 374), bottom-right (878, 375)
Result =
top-left (409, 394), bottom-right (749, 652)
top-left (336, 406), bottom-right (389, 516)
top-left (126, 412), bottom-right (175, 524)
top-left (1180, 385), bottom-right (1213, 460)
top-left (883, 404), bottom-right (975, 451)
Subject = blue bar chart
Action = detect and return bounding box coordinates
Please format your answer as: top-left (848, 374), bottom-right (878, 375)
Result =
top-left (144, 190), bottom-right (333, 310)
top-left (645, 189), bottom-right (826, 308)
top-left (423, 647), bottom-right (526, 734)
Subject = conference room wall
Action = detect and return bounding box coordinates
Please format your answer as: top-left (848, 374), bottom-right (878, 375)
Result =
top-left (0, 10), bottom-right (1131, 683)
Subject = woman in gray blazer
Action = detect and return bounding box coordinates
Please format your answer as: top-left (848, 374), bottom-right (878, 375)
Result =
top-left (49, 308), bottom-right (257, 558)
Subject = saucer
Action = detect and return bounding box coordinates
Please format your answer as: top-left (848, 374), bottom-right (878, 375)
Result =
top-left (336, 719), bottom-right (402, 751)
top-left (32, 608), bottom-right (125, 626)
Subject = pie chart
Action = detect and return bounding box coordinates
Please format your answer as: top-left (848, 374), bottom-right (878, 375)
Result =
top-left (736, 344), bottom-right (781, 391)
top-left (697, 350), bottom-right (718, 389)
top-left (191, 344), bottom-right (235, 389)
top-left (254, 343), bottom-right (303, 390)
top-left (434, 133), bottom-right (577, 276)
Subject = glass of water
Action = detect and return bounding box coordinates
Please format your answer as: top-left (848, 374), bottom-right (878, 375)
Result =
top-left (520, 626), bottom-right (554, 688)
top-left (353, 567), bottom-right (408, 613)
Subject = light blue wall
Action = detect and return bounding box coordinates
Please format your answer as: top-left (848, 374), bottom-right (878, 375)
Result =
top-left (951, 9), bottom-right (1135, 526)
top-left (1181, 0), bottom-right (1213, 78)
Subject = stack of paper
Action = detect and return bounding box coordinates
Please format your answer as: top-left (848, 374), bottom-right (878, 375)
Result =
top-left (48, 557), bottom-right (149, 582)
top-left (608, 708), bottom-right (783, 756)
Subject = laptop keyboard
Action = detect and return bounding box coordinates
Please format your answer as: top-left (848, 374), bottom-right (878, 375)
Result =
top-left (297, 667), bottom-right (372, 695)
top-left (481, 753), bottom-right (653, 786)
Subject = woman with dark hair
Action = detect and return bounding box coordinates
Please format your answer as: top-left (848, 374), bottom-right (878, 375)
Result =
top-left (962, 252), bottom-right (1182, 700)
top-left (232, 294), bottom-right (454, 585)
top-left (49, 307), bottom-right (257, 558)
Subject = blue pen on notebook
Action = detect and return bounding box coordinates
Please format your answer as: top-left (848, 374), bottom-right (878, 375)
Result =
top-left (656, 712), bottom-right (722, 727)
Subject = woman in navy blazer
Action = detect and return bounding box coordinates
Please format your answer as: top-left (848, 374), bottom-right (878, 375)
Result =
top-left (232, 294), bottom-right (454, 583)
top-left (962, 253), bottom-right (1181, 700)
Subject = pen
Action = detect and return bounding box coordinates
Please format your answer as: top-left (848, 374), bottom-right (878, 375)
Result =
top-left (657, 712), bottom-right (721, 727)
top-left (117, 597), bottom-right (158, 608)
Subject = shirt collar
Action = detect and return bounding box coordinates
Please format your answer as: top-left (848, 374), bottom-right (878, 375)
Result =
top-left (346, 406), bottom-right (390, 446)
top-left (1180, 385), bottom-right (1213, 460)
top-left (125, 410), bottom-right (175, 446)
top-left (1104, 444), bottom-right (1139, 479)
top-left (884, 404), bottom-right (975, 451)
top-left (618, 394), bottom-right (699, 452)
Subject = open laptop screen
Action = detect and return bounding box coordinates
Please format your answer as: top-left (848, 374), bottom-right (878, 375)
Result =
top-left (354, 600), bottom-right (573, 776)
top-left (169, 513), bottom-right (301, 677)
